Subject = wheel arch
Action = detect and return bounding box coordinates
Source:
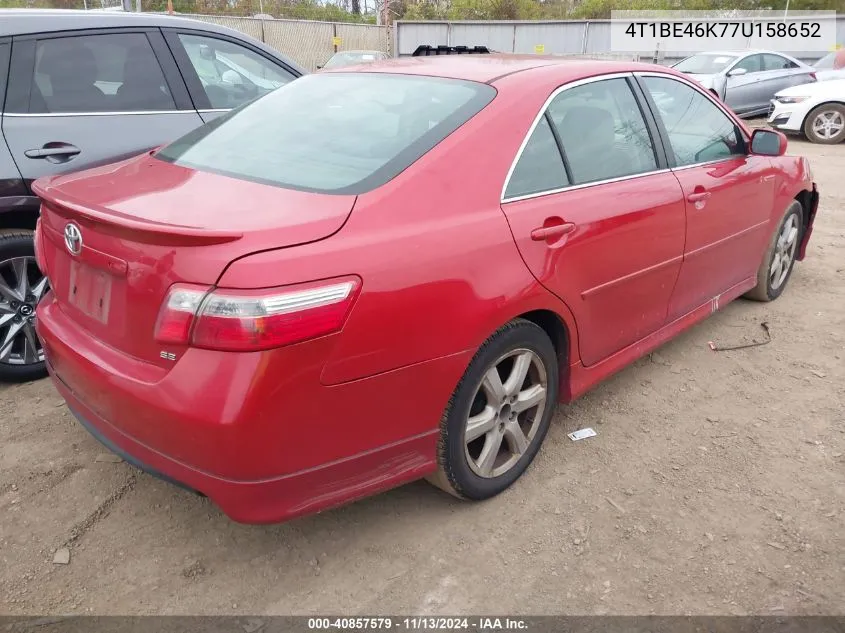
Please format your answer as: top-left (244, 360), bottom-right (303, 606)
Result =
top-left (517, 309), bottom-right (569, 368)
top-left (472, 290), bottom-right (581, 403)
top-left (800, 100), bottom-right (845, 138)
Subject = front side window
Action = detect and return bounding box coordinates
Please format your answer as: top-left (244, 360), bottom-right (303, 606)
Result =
top-left (643, 76), bottom-right (745, 167)
top-left (504, 115), bottom-right (569, 200)
top-left (30, 33), bottom-right (175, 114)
top-left (156, 73), bottom-right (495, 194)
top-left (546, 78), bottom-right (658, 186)
top-left (732, 54), bottom-right (763, 74)
top-left (178, 33), bottom-right (295, 109)
top-left (674, 53), bottom-right (738, 75)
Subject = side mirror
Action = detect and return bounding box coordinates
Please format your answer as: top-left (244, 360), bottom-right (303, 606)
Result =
top-left (750, 128), bottom-right (787, 156)
top-left (727, 67), bottom-right (747, 77)
top-left (316, 65), bottom-right (323, 69)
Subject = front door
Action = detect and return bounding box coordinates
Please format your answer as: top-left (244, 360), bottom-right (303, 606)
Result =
top-left (638, 74), bottom-right (776, 321)
top-left (499, 75), bottom-right (686, 367)
top-left (2, 29), bottom-right (203, 191)
top-left (724, 53), bottom-right (766, 114)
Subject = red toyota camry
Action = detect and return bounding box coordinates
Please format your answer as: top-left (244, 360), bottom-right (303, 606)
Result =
top-left (32, 55), bottom-right (818, 524)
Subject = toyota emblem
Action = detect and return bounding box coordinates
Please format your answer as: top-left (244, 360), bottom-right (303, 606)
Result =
top-left (64, 223), bottom-right (83, 256)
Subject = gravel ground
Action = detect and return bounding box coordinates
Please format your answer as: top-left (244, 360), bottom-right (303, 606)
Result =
top-left (2, 128), bottom-right (844, 616)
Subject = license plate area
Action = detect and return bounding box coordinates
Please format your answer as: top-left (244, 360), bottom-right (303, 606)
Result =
top-left (68, 260), bottom-right (113, 324)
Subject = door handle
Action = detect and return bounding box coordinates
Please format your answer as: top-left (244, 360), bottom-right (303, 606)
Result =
top-left (687, 191), bottom-right (711, 203)
top-left (24, 144), bottom-right (81, 162)
top-left (530, 222), bottom-right (576, 241)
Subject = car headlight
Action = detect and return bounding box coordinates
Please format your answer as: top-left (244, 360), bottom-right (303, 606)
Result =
top-left (776, 96), bottom-right (809, 104)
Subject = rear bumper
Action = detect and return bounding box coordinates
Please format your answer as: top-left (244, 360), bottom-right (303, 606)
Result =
top-left (54, 370), bottom-right (436, 523)
top-left (37, 296), bottom-right (467, 524)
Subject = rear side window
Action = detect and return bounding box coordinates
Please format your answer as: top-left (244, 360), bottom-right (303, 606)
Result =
top-left (30, 33), bottom-right (175, 114)
top-left (546, 78), bottom-right (658, 186)
top-left (763, 54), bottom-right (797, 71)
top-left (504, 115), bottom-right (569, 200)
top-left (156, 73), bottom-right (495, 194)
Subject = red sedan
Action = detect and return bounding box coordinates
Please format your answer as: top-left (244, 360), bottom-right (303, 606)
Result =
top-left (32, 56), bottom-right (818, 524)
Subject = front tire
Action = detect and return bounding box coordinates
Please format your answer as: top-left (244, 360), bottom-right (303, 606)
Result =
top-left (0, 232), bottom-right (49, 382)
top-left (427, 319), bottom-right (559, 500)
top-left (745, 201), bottom-right (803, 302)
top-left (802, 103), bottom-right (845, 144)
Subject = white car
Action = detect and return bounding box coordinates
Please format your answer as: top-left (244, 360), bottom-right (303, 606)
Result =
top-left (768, 79), bottom-right (845, 144)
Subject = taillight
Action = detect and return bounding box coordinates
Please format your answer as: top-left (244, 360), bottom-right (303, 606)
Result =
top-left (33, 217), bottom-right (47, 274)
top-left (154, 277), bottom-right (361, 352)
top-left (154, 284), bottom-right (209, 345)
top-left (809, 72), bottom-right (817, 81)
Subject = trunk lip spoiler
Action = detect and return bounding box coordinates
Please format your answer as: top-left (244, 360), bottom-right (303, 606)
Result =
top-left (32, 180), bottom-right (244, 243)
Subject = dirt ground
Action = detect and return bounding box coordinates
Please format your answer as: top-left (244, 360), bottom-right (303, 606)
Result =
top-left (2, 128), bottom-right (844, 617)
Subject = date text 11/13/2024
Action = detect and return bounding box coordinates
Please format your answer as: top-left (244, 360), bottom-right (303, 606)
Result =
top-left (307, 618), bottom-right (529, 630)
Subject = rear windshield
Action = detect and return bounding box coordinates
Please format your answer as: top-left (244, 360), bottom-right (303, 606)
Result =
top-left (155, 73), bottom-right (496, 194)
top-left (674, 53), bottom-right (738, 74)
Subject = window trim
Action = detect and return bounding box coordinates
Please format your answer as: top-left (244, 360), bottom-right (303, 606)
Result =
top-left (633, 71), bottom-right (750, 169)
top-left (6, 28), bottom-right (192, 115)
top-left (162, 27), bottom-right (299, 112)
top-left (0, 39), bottom-right (10, 114)
top-left (501, 72), bottom-right (667, 204)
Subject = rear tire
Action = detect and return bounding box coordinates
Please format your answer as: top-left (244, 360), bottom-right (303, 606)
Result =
top-left (802, 103), bottom-right (845, 145)
top-left (0, 232), bottom-right (48, 383)
top-left (427, 319), bottom-right (559, 500)
top-left (745, 201), bottom-right (803, 302)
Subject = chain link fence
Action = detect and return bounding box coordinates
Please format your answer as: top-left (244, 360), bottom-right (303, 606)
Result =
top-left (166, 13), bottom-right (390, 70)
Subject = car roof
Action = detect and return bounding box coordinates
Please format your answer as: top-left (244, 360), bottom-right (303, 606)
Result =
top-left (1, 8), bottom-right (239, 36)
top-left (0, 9), bottom-right (307, 74)
top-left (326, 54), bottom-right (671, 84)
top-left (691, 49), bottom-right (792, 56)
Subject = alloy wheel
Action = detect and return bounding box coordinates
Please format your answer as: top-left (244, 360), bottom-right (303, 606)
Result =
top-left (464, 349), bottom-right (548, 479)
top-left (769, 213), bottom-right (799, 291)
top-left (0, 256), bottom-right (49, 366)
top-left (812, 110), bottom-right (844, 141)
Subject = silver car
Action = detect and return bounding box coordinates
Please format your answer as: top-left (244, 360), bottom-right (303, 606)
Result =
top-left (320, 50), bottom-right (389, 70)
top-left (672, 49), bottom-right (816, 117)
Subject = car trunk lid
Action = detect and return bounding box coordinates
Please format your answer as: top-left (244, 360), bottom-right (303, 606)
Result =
top-left (34, 153), bottom-right (356, 367)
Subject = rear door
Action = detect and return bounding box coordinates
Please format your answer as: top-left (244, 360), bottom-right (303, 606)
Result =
top-left (499, 74), bottom-right (686, 367)
top-left (2, 28), bottom-right (203, 192)
top-left (637, 73), bottom-right (776, 321)
top-left (162, 29), bottom-right (299, 123)
top-left (761, 53), bottom-right (814, 95)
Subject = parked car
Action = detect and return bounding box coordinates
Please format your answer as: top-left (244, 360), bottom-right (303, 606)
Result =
top-left (0, 9), bottom-right (306, 381)
top-left (768, 79), bottom-right (845, 144)
top-left (672, 49), bottom-right (817, 117)
top-left (33, 56), bottom-right (818, 524)
top-left (319, 49), bottom-right (389, 69)
top-left (813, 48), bottom-right (845, 81)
